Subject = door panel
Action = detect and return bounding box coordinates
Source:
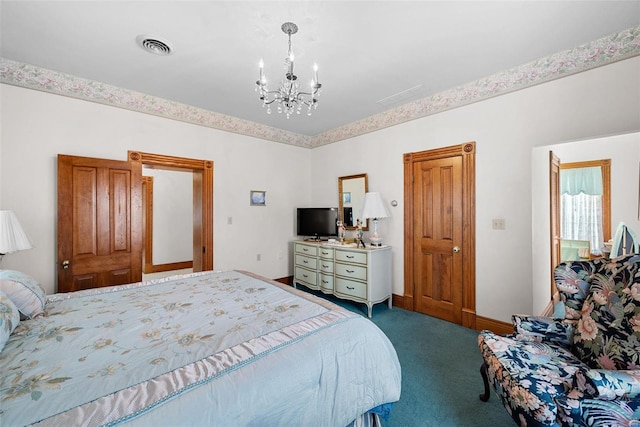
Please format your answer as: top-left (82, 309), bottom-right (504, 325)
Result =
top-left (110, 169), bottom-right (131, 252)
top-left (58, 154), bottom-right (142, 292)
top-left (73, 167), bottom-right (98, 256)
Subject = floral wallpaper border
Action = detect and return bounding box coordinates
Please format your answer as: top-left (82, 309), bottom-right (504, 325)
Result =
top-left (1, 25), bottom-right (639, 149)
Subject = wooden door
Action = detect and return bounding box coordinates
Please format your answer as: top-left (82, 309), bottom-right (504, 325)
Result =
top-left (412, 156), bottom-right (463, 322)
top-left (404, 143), bottom-right (476, 328)
top-left (58, 153), bottom-right (142, 292)
top-left (549, 151), bottom-right (561, 296)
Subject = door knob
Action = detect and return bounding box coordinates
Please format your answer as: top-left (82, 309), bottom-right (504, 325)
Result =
top-left (62, 260), bottom-right (70, 269)
top-left (453, 246), bottom-right (461, 253)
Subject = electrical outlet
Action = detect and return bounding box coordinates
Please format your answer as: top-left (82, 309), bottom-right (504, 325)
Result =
top-left (256, 254), bottom-right (261, 261)
top-left (227, 217), bottom-right (233, 225)
top-left (492, 218), bottom-right (505, 230)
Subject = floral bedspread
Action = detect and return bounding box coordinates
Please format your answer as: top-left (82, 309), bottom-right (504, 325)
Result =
top-left (0, 270), bottom-right (368, 426)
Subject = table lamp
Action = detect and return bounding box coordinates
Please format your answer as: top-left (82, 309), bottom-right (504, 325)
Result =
top-left (361, 192), bottom-right (390, 246)
top-left (0, 210), bottom-right (33, 264)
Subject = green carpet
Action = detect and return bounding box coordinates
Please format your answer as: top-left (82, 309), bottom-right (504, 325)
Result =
top-left (301, 288), bottom-right (515, 426)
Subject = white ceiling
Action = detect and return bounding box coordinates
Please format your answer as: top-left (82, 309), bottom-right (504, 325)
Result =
top-left (1, 1), bottom-right (639, 140)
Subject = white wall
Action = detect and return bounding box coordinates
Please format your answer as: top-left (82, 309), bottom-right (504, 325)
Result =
top-left (311, 57), bottom-right (640, 322)
top-left (0, 85), bottom-right (311, 294)
top-left (1, 56), bottom-right (639, 322)
top-left (531, 132), bottom-right (640, 314)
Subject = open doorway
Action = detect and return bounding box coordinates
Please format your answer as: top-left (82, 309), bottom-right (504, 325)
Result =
top-left (131, 151), bottom-right (214, 280)
top-left (532, 133), bottom-right (640, 316)
top-left (550, 155), bottom-right (611, 297)
top-left (142, 168), bottom-right (194, 280)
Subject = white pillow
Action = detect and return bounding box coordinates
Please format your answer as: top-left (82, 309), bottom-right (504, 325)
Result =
top-left (0, 270), bottom-right (46, 319)
top-left (0, 289), bottom-right (20, 352)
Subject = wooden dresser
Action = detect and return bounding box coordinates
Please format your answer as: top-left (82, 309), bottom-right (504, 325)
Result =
top-left (293, 240), bottom-right (392, 318)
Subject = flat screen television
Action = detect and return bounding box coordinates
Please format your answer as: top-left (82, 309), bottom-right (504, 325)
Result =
top-left (296, 207), bottom-right (339, 240)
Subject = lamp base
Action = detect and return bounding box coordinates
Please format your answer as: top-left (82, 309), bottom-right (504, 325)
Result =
top-left (369, 234), bottom-right (383, 247)
top-left (369, 222), bottom-right (383, 247)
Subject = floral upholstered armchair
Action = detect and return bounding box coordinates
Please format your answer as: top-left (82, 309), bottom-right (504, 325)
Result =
top-left (478, 254), bottom-right (640, 426)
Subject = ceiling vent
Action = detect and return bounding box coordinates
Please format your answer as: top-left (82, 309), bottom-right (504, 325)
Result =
top-left (376, 84), bottom-right (423, 107)
top-left (136, 35), bottom-right (173, 56)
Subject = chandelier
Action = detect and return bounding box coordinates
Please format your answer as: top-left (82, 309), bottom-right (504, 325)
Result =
top-left (256, 22), bottom-right (322, 118)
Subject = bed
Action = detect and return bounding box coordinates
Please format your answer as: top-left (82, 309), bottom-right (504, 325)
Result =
top-left (0, 269), bottom-right (401, 426)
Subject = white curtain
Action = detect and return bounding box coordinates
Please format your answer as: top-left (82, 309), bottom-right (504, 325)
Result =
top-left (560, 193), bottom-right (603, 254)
top-left (559, 166), bottom-right (604, 255)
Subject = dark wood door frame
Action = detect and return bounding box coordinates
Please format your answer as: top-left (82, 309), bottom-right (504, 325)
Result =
top-left (549, 151), bottom-right (561, 298)
top-left (403, 142), bottom-right (476, 329)
top-left (130, 151), bottom-right (214, 272)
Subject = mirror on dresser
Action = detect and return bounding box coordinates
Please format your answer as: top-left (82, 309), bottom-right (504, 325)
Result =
top-left (338, 173), bottom-right (368, 230)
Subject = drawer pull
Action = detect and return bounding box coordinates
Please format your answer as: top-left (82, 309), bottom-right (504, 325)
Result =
top-left (322, 280), bottom-right (329, 284)
top-left (322, 264), bottom-right (329, 268)
top-left (347, 286), bottom-right (355, 290)
top-left (303, 248), bottom-right (309, 252)
top-left (346, 255), bottom-right (355, 259)
top-left (322, 251), bottom-right (329, 255)
top-left (303, 274), bottom-right (309, 278)
top-left (346, 269), bottom-right (355, 273)
top-left (303, 260), bottom-right (308, 264)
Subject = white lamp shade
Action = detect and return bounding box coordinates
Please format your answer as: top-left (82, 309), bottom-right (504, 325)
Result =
top-left (0, 210), bottom-right (33, 254)
top-left (360, 192), bottom-right (390, 220)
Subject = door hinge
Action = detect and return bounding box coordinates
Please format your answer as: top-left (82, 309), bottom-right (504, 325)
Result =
top-left (203, 246), bottom-right (206, 253)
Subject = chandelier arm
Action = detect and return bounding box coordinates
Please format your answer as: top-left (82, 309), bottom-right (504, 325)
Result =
top-left (297, 99), bottom-right (315, 107)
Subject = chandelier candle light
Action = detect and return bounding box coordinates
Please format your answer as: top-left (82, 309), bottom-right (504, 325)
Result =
top-left (256, 22), bottom-right (322, 118)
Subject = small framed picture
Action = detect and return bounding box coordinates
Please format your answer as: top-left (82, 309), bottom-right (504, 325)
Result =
top-left (250, 190), bottom-right (266, 206)
top-left (343, 192), bottom-right (351, 203)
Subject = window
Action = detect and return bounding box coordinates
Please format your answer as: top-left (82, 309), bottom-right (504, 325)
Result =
top-left (559, 160), bottom-right (611, 257)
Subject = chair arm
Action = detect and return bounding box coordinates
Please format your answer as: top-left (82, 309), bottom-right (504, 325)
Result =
top-left (575, 368), bottom-right (640, 400)
top-left (512, 314), bottom-right (574, 347)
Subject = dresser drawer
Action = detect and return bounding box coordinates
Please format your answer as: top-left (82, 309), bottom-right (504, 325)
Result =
top-left (335, 262), bottom-right (367, 281)
top-left (319, 273), bottom-right (334, 292)
top-left (295, 244), bottom-right (318, 257)
top-left (295, 254), bottom-right (317, 270)
top-left (335, 277), bottom-right (366, 299)
top-left (319, 259), bottom-right (334, 274)
top-left (335, 250), bottom-right (367, 265)
top-left (319, 247), bottom-right (334, 259)
top-left (295, 266), bottom-right (317, 287)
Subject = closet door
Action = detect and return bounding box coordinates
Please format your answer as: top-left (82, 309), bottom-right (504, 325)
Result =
top-left (57, 153), bottom-right (142, 292)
